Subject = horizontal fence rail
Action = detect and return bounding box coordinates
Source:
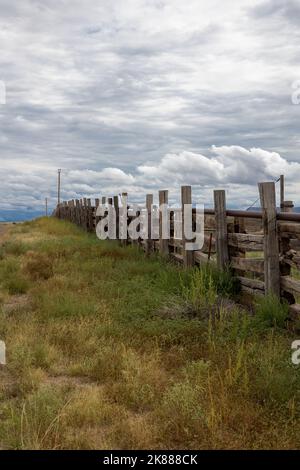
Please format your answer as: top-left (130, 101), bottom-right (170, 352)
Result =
top-left (53, 182), bottom-right (300, 319)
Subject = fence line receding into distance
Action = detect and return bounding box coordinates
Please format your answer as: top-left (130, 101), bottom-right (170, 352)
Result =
top-left (54, 181), bottom-right (300, 319)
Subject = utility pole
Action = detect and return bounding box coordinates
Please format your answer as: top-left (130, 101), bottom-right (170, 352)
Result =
top-left (45, 197), bottom-right (48, 217)
top-left (57, 169), bottom-right (61, 205)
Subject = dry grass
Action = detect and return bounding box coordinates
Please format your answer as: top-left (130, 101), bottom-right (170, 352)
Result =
top-left (0, 217), bottom-right (299, 449)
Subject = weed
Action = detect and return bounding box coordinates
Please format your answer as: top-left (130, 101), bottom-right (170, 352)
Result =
top-left (23, 252), bottom-right (54, 281)
top-left (253, 295), bottom-right (289, 329)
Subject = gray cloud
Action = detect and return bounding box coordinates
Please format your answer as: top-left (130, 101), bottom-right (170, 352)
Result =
top-left (250, 0), bottom-right (300, 22)
top-left (0, 0), bottom-right (299, 214)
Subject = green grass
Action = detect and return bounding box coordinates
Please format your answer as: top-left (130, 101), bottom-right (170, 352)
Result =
top-left (0, 217), bottom-right (299, 449)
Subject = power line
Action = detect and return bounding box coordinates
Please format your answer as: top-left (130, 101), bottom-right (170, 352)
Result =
top-left (245, 176), bottom-right (281, 211)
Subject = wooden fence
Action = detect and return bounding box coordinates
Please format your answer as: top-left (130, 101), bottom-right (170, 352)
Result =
top-left (54, 181), bottom-right (300, 318)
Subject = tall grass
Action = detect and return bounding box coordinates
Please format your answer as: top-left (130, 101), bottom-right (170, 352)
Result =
top-left (0, 218), bottom-right (298, 449)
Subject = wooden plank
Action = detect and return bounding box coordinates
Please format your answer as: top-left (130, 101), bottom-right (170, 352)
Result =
top-left (159, 190), bottom-right (169, 256)
top-left (214, 190), bottom-right (229, 269)
top-left (75, 199), bottom-right (80, 226)
top-left (279, 223), bottom-right (294, 304)
top-left (281, 276), bottom-right (300, 295)
top-left (87, 198), bottom-right (93, 231)
top-left (228, 233), bottom-right (264, 251)
top-left (170, 252), bottom-right (183, 263)
top-left (83, 198), bottom-right (87, 230)
top-left (79, 199), bottom-right (83, 227)
top-left (181, 185), bottom-right (194, 267)
top-left (280, 175), bottom-right (285, 209)
top-left (194, 251), bottom-right (209, 265)
top-left (168, 239), bottom-right (183, 249)
top-left (234, 216), bottom-right (245, 234)
top-left (289, 303), bottom-right (300, 319)
top-left (258, 182), bottom-right (280, 297)
top-left (241, 285), bottom-right (264, 296)
top-left (231, 257), bottom-right (264, 273)
top-left (282, 251), bottom-right (300, 270)
top-left (237, 276), bottom-right (265, 291)
top-left (278, 222), bottom-right (300, 238)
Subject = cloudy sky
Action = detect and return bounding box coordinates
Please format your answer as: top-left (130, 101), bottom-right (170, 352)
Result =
top-left (0, 0), bottom-right (300, 214)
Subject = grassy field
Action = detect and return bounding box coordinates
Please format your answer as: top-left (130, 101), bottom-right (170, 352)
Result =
top-left (0, 218), bottom-right (299, 449)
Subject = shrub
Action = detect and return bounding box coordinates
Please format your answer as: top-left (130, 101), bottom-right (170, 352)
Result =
top-left (211, 265), bottom-right (241, 297)
top-left (23, 252), bottom-right (54, 280)
top-left (181, 267), bottom-right (217, 314)
top-left (181, 264), bottom-right (240, 315)
top-left (253, 295), bottom-right (289, 329)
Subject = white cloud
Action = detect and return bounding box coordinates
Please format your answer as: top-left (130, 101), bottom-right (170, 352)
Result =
top-left (137, 146), bottom-right (300, 187)
top-left (0, 144), bottom-right (299, 211)
top-left (0, 0), bottom-right (299, 214)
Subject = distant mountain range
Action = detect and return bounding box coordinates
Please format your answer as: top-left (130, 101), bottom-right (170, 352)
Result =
top-left (247, 207), bottom-right (300, 213)
top-left (0, 210), bottom-right (45, 223)
top-left (1, 206), bottom-right (300, 223)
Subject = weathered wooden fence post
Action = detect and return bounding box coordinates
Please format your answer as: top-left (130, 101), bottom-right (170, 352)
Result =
top-left (181, 185), bottom-right (194, 267)
top-left (214, 190), bottom-right (229, 270)
top-left (146, 194), bottom-right (153, 255)
top-left (75, 199), bottom-right (80, 226)
top-left (78, 199), bottom-right (82, 227)
top-left (159, 190), bottom-right (169, 256)
top-left (281, 201), bottom-right (294, 213)
top-left (64, 201), bottom-right (68, 221)
top-left (280, 174), bottom-right (285, 210)
top-left (82, 198), bottom-right (87, 230)
top-left (71, 200), bottom-right (74, 222)
top-left (258, 182), bottom-right (280, 297)
top-left (87, 198), bottom-right (93, 231)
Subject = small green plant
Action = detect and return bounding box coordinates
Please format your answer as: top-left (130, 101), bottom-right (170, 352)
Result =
top-left (183, 267), bottom-right (217, 313)
top-left (253, 294), bottom-right (289, 329)
top-left (180, 264), bottom-right (240, 315)
top-left (211, 265), bottom-right (241, 297)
